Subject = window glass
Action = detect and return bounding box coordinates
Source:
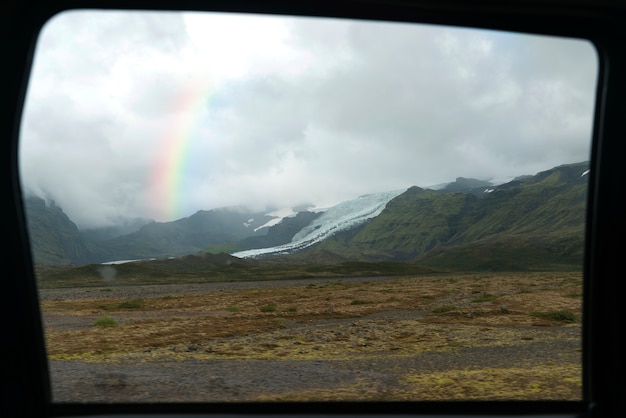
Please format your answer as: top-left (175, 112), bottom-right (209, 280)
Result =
top-left (19, 10), bottom-right (597, 402)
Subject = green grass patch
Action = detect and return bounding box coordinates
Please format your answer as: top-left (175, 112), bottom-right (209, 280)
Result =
top-left (93, 316), bottom-right (118, 327)
top-left (350, 299), bottom-right (369, 305)
top-left (203, 242), bottom-right (240, 254)
top-left (99, 299), bottom-right (145, 310)
top-left (117, 299), bottom-right (145, 309)
top-left (432, 305), bottom-right (457, 313)
top-left (259, 303), bottom-right (277, 313)
top-left (531, 310), bottom-right (578, 322)
top-left (36, 259), bottom-right (439, 289)
top-left (471, 293), bottom-right (497, 303)
top-left (564, 291), bottom-right (582, 298)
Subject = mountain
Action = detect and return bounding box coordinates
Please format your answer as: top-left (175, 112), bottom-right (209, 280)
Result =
top-left (303, 161), bottom-right (589, 270)
top-left (22, 196), bottom-right (109, 264)
top-left (310, 187), bottom-right (476, 260)
top-left (232, 189), bottom-right (407, 258)
top-left (79, 217), bottom-right (154, 242)
top-left (23, 199), bottom-right (280, 264)
top-left (24, 161), bottom-right (590, 271)
top-left (98, 208), bottom-right (277, 262)
top-left (425, 176), bottom-right (494, 195)
top-left (227, 210), bottom-right (323, 253)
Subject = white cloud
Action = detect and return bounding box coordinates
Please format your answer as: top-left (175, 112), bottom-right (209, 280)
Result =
top-left (19, 10), bottom-right (598, 228)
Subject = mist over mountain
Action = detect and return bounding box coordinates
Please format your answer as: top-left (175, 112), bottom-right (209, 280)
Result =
top-left (24, 161), bottom-right (589, 271)
top-left (92, 208), bottom-right (279, 262)
top-left (23, 197), bottom-right (109, 264)
top-left (80, 217), bottom-right (154, 242)
top-left (440, 177), bottom-right (495, 195)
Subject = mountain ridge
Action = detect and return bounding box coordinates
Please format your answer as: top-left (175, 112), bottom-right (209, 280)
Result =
top-left (24, 161), bottom-right (589, 271)
top-left (302, 161), bottom-right (588, 270)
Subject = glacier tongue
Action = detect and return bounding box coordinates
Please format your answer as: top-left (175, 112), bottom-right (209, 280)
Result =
top-left (233, 189), bottom-right (406, 259)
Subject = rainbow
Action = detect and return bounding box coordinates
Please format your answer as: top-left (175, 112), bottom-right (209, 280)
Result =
top-left (150, 79), bottom-right (215, 222)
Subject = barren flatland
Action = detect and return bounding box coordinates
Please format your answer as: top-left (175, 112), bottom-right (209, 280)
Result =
top-left (39, 272), bottom-right (582, 402)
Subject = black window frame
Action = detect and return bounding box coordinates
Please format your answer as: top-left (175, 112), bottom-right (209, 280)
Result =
top-left (2, 1), bottom-right (625, 418)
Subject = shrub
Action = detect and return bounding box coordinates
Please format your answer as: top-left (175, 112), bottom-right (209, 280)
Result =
top-left (99, 299), bottom-right (145, 311)
top-left (259, 303), bottom-right (277, 312)
top-left (471, 293), bottom-right (497, 303)
top-left (94, 316), bottom-right (118, 327)
top-left (565, 291), bottom-right (583, 298)
top-left (432, 305), bottom-right (456, 313)
top-left (351, 299), bottom-right (369, 305)
top-left (117, 299), bottom-right (144, 309)
top-left (531, 310), bottom-right (578, 322)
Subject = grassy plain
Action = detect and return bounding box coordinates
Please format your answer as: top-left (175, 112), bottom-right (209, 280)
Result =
top-left (40, 271), bottom-right (583, 401)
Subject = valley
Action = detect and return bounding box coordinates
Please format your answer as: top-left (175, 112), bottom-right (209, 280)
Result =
top-left (30, 161), bottom-right (587, 402)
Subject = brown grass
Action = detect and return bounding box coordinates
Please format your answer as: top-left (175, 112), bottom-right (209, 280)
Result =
top-left (40, 271), bottom-right (583, 400)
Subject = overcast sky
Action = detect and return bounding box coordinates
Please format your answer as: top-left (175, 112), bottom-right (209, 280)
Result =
top-left (19, 10), bottom-right (598, 229)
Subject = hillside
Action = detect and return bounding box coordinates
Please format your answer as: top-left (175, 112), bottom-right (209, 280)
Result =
top-left (24, 200), bottom-right (281, 264)
top-left (97, 208), bottom-right (278, 262)
top-left (23, 196), bottom-right (110, 264)
top-left (232, 189), bottom-right (406, 258)
top-left (24, 161), bottom-right (589, 271)
top-left (230, 211), bottom-right (323, 253)
top-left (307, 162), bottom-right (588, 270)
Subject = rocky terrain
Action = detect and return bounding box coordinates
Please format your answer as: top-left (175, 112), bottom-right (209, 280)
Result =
top-left (39, 272), bottom-right (583, 402)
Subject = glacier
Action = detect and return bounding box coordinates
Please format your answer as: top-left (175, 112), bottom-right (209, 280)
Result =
top-left (233, 189), bottom-right (407, 258)
top-left (253, 207), bottom-right (298, 232)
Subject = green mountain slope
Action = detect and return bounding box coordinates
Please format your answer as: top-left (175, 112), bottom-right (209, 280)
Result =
top-left (309, 162), bottom-right (589, 270)
top-left (313, 188), bottom-right (476, 260)
top-left (25, 161), bottom-right (589, 271)
top-left (23, 198), bottom-right (278, 264)
top-left (100, 208), bottom-right (276, 261)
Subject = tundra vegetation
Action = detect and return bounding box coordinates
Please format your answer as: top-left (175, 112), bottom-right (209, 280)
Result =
top-left (39, 269), bottom-right (582, 402)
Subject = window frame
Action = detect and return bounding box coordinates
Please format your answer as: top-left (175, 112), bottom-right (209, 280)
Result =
top-left (2, 1), bottom-right (625, 417)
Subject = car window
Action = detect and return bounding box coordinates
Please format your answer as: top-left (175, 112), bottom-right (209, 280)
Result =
top-left (19, 9), bottom-right (597, 403)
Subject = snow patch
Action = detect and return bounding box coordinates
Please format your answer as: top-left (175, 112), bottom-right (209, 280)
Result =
top-left (254, 218), bottom-right (281, 231)
top-left (253, 208), bottom-right (296, 232)
top-left (234, 189), bottom-right (406, 258)
top-left (101, 258), bottom-right (155, 265)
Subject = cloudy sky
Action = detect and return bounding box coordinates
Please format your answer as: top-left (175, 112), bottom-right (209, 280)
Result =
top-left (19, 10), bottom-right (598, 229)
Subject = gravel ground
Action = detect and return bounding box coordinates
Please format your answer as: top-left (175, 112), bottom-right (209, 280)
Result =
top-left (41, 276), bottom-right (583, 403)
top-left (38, 276), bottom-right (399, 301)
top-left (49, 336), bottom-right (581, 402)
